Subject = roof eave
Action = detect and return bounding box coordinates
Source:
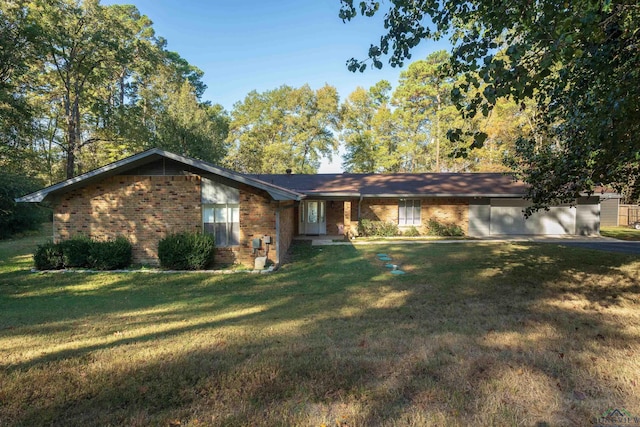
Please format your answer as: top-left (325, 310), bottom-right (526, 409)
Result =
top-left (14, 149), bottom-right (168, 203)
top-left (362, 193), bottom-right (528, 198)
top-left (303, 192), bottom-right (362, 198)
top-left (15, 148), bottom-right (304, 203)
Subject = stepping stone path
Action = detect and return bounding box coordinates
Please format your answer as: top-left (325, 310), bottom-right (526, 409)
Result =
top-left (375, 254), bottom-right (406, 275)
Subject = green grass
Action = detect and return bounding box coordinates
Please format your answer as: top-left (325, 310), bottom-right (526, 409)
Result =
top-left (601, 225), bottom-right (640, 241)
top-left (1, 231), bottom-right (639, 426)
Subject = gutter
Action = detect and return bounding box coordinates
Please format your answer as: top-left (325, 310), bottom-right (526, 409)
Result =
top-left (359, 193), bottom-right (527, 198)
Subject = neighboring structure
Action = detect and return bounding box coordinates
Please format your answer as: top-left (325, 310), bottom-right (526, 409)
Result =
top-left (617, 204), bottom-right (640, 227)
top-left (600, 194), bottom-right (622, 226)
top-left (17, 149), bottom-right (609, 268)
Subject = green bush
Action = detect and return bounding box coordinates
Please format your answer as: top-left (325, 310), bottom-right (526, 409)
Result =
top-left (358, 219), bottom-right (399, 237)
top-left (376, 221), bottom-right (399, 237)
top-left (357, 219), bottom-right (375, 236)
top-left (33, 241), bottom-right (64, 270)
top-left (60, 236), bottom-right (92, 267)
top-left (425, 219), bottom-right (465, 237)
top-left (158, 232), bottom-right (215, 270)
top-left (403, 226), bottom-right (421, 237)
top-left (87, 236), bottom-right (132, 270)
top-left (34, 236), bottom-right (132, 270)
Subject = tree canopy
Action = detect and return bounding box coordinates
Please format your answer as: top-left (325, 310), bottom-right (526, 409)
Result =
top-left (341, 80), bottom-right (402, 173)
top-left (224, 84), bottom-right (340, 174)
top-left (340, 0), bottom-right (640, 206)
top-left (340, 52), bottom-right (527, 174)
top-left (0, 0), bottom-right (229, 183)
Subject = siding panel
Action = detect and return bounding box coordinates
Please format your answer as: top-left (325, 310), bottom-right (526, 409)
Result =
top-left (468, 199), bottom-right (490, 237)
top-left (599, 197), bottom-right (619, 226)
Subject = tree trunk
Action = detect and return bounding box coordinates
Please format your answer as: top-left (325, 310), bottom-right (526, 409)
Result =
top-left (435, 92), bottom-right (441, 172)
top-left (66, 115), bottom-right (76, 179)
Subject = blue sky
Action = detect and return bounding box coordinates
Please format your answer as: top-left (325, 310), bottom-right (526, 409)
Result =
top-left (104, 0), bottom-right (450, 171)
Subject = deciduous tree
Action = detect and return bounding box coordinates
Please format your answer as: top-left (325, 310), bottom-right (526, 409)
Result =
top-left (225, 84), bottom-right (340, 174)
top-left (340, 0), bottom-right (640, 206)
top-left (29, 0), bottom-right (156, 178)
top-left (341, 81), bottom-right (402, 172)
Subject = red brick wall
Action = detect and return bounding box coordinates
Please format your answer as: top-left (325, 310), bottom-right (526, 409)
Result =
top-left (421, 197), bottom-right (469, 233)
top-left (326, 201), bottom-right (345, 235)
top-left (277, 201), bottom-right (296, 264)
top-left (354, 197), bottom-right (470, 234)
top-left (360, 198), bottom-right (399, 222)
top-left (237, 186), bottom-right (278, 266)
top-left (54, 175), bottom-right (201, 264)
top-left (52, 175), bottom-right (297, 268)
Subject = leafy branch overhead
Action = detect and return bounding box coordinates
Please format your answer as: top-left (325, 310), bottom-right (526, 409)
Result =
top-left (340, 0), bottom-right (640, 206)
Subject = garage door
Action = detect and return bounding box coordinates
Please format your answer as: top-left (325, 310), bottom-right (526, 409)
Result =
top-left (490, 199), bottom-right (576, 235)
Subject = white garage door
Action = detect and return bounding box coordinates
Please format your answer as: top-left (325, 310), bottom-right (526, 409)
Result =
top-left (490, 199), bottom-right (576, 235)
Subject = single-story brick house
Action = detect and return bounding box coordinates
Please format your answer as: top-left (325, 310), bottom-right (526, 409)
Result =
top-left (17, 148), bottom-right (608, 267)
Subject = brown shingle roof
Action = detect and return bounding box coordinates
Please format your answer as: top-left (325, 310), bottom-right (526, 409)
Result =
top-left (249, 172), bottom-right (530, 197)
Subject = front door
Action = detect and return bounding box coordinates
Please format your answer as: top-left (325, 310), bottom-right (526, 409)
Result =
top-left (302, 200), bottom-right (326, 235)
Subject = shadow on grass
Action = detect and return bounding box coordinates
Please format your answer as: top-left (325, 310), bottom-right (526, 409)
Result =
top-left (1, 241), bottom-right (639, 425)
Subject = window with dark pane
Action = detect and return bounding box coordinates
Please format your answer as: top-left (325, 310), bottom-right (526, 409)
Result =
top-left (203, 204), bottom-right (239, 247)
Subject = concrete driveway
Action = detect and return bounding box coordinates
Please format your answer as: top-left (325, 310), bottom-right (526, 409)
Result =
top-left (553, 241), bottom-right (640, 255)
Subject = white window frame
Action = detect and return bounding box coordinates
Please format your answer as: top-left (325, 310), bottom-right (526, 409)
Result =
top-left (399, 199), bottom-right (421, 226)
top-left (203, 203), bottom-right (240, 247)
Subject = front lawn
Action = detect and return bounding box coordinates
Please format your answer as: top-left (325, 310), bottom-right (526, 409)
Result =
top-left (601, 225), bottom-right (640, 241)
top-left (1, 234), bottom-right (639, 426)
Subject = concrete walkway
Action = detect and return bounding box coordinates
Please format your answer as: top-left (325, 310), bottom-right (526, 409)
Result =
top-left (309, 235), bottom-right (619, 246)
top-left (307, 235), bottom-right (640, 255)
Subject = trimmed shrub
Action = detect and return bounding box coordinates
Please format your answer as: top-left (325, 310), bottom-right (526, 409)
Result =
top-left (158, 232), bottom-right (215, 270)
top-left (33, 236), bottom-right (132, 270)
top-left (87, 236), bottom-right (132, 270)
top-left (358, 219), bottom-right (399, 237)
top-left (403, 226), bottom-right (421, 237)
top-left (60, 236), bottom-right (92, 268)
top-left (425, 218), bottom-right (465, 237)
top-left (33, 241), bottom-right (64, 270)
